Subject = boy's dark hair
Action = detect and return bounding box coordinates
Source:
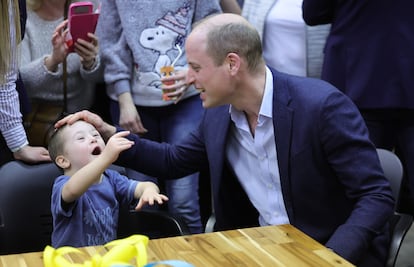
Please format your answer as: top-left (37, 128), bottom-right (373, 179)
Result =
top-left (47, 124), bottom-right (68, 163)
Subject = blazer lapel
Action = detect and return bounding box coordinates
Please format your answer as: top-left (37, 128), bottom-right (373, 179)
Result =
top-left (205, 106), bottom-right (232, 193)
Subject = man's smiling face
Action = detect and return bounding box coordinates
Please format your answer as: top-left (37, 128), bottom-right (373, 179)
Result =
top-left (185, 31), bottom-right (234, 108)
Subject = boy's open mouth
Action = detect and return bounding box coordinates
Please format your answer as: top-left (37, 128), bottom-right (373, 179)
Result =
top-left (92, 146), bottom-right (101, 155)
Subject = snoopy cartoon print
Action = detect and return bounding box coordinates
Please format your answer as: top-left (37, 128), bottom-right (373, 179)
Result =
top-left (139, 5), bottom-right (189, 76)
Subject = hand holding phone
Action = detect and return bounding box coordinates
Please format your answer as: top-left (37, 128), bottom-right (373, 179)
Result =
top-left (67, 1), bottom-right (99, 52)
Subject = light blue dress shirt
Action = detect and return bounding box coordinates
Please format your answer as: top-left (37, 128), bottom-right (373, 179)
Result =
top-left (226, 67), bottom-right (289, 226)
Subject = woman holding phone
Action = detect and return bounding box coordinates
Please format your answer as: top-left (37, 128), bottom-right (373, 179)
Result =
top-left (18, 0), bottom-right (102, 118)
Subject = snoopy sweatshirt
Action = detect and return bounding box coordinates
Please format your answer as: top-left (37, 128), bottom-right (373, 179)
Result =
top-left (97, 0), bottom-right (221, 106)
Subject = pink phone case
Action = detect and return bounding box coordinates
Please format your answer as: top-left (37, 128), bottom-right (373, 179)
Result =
top-left (67, 2), bottom-right (99, 52)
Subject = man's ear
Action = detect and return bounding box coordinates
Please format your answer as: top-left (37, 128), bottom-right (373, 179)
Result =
top-left (55, 155), bottom-right (70, 169)
top-left (226, 52), bottom-right (240, 75)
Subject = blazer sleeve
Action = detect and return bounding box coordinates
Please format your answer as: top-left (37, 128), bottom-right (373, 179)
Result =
top-left (318, 90), bottom-right (394, 262)
top-left (116, 124), bottom-right (208, 179)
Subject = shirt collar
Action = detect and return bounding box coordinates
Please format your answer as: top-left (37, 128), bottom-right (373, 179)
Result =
top-left (260, 67), bottom-right (274, 119)
top-left (229, 66), bottom-right (274, 120)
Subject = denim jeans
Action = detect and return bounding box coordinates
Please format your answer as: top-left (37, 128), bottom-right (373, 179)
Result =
top-left (110, 95), bottom-right (204, 233)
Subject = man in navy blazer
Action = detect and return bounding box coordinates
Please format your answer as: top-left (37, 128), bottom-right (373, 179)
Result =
top-left (58, 14), bottom-right (394, 266)
top-left (302, 0), bottom-right (414, 215)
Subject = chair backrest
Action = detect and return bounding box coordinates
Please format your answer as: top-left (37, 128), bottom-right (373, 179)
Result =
top-left (0, 162), bottom-right (132, 254)
top-left (386, 212), bottom-right (413, 267)
top-left (375, 149), bottom-right (414, 267)
top-left (204, 214), bottom-right (216, 233)
top-left (376, 148), bottom-right (404, 207)
top-left (117, 208), bottom-right (191, 239)
top-left (0, 161), bottom-right (61, 254)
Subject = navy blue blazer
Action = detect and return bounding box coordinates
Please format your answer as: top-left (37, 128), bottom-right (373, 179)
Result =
top-left (302, 0), bottom-right (414, 109)
top-left (119, 69), bottom-right (394, 266)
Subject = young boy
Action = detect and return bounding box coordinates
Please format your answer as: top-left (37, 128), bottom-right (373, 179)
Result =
top-left (48, 120), bottom-right (168, 247)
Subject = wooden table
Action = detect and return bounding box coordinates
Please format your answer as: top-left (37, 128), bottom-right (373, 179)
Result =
top-left (0, 225), bottom-right (354, 267)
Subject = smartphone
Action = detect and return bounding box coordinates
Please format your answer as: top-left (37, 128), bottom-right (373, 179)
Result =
top-left (68, 1), bottom-right (93, 18)
top-left (67, 1), bottom-right (99, 52)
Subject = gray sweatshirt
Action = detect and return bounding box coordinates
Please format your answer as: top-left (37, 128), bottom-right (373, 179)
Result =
top-left (97, 0), bottom-right (221, 106)
top-left (19, 11), bottom-right (103, 113)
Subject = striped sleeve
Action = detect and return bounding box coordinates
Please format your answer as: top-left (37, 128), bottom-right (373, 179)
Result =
top-left (0, 2), bottom-right (29, 152)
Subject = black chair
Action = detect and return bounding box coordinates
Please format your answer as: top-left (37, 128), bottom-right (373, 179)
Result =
top-left (204, 213), bottom-right (216, 233)
top-left (386, 212), bottom-right (413, 267)
top-left (0, 161), bottom-right (61, 254)
top-left (376, 148), bottom-right (414, 267)
top-left (117, 208), bottom-right (191, 239)
top-left (0, 161), bottom-right (138, 254)
top-left (377, 148), bottom-right (404, 209)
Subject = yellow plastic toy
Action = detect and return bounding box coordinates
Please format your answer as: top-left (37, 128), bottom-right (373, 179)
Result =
top-left (43, 235), bottom-right (149, 267)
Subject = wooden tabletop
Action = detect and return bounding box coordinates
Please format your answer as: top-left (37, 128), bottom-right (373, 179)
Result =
top-left (0, 224), bottom-right (355, 267)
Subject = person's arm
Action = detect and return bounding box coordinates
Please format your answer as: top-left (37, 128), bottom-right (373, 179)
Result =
top-left (1, 2), bottom-right (51, 164)
top-left (44, 20), bottom-right (68, 73)
top-left (0, 69), bottom-right (27, 150)
top-left (95, 1), bottom-right (147, 135)
top-left (220, 0), bottom-right (241, 14)
top-left (18, 17), bottom-right (65, 93)
top-left (61, 131), bottom-right (133, 203)
top-left (117, 116), bottom-right (208, 180)
top-left (1, 9), bottom-right (29, 154)
top-left (76, 32), bottom-right (104, 83)
top-left (1, 73), bottom-right (51, 163)
top-left (0, 66), bottom-right (51, 164)
top-left (75, 32), bottom-right (98, 70)
top-left (95, 0), bottom-right (132, 94)
top-left (319, 90), bottom-right (394, 263)
top-left (13, 145), bottom-right (51, 163)
top-left (117, 91), bottom-right (148, 134)
top-left (302, 0), bottom-right (335, 26)
top-left (133, 181), bottom-right (169, 210)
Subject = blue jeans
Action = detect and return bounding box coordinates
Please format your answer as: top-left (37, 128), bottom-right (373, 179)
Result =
top-left (110, 95), bottom-right (204, 233)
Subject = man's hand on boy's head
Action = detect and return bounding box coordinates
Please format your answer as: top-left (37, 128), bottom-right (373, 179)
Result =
top-left (102, 131), bottom-right (134, 163)
top-left (55, 110), bottom-right (102, 128)
top-left (55, 110), bottom-right (117, 141)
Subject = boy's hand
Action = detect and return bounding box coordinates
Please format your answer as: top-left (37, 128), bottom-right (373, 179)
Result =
top-left (102, 131), bottom-right (134, 163)
top-left (135, 184), bottom-right (169, 210)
